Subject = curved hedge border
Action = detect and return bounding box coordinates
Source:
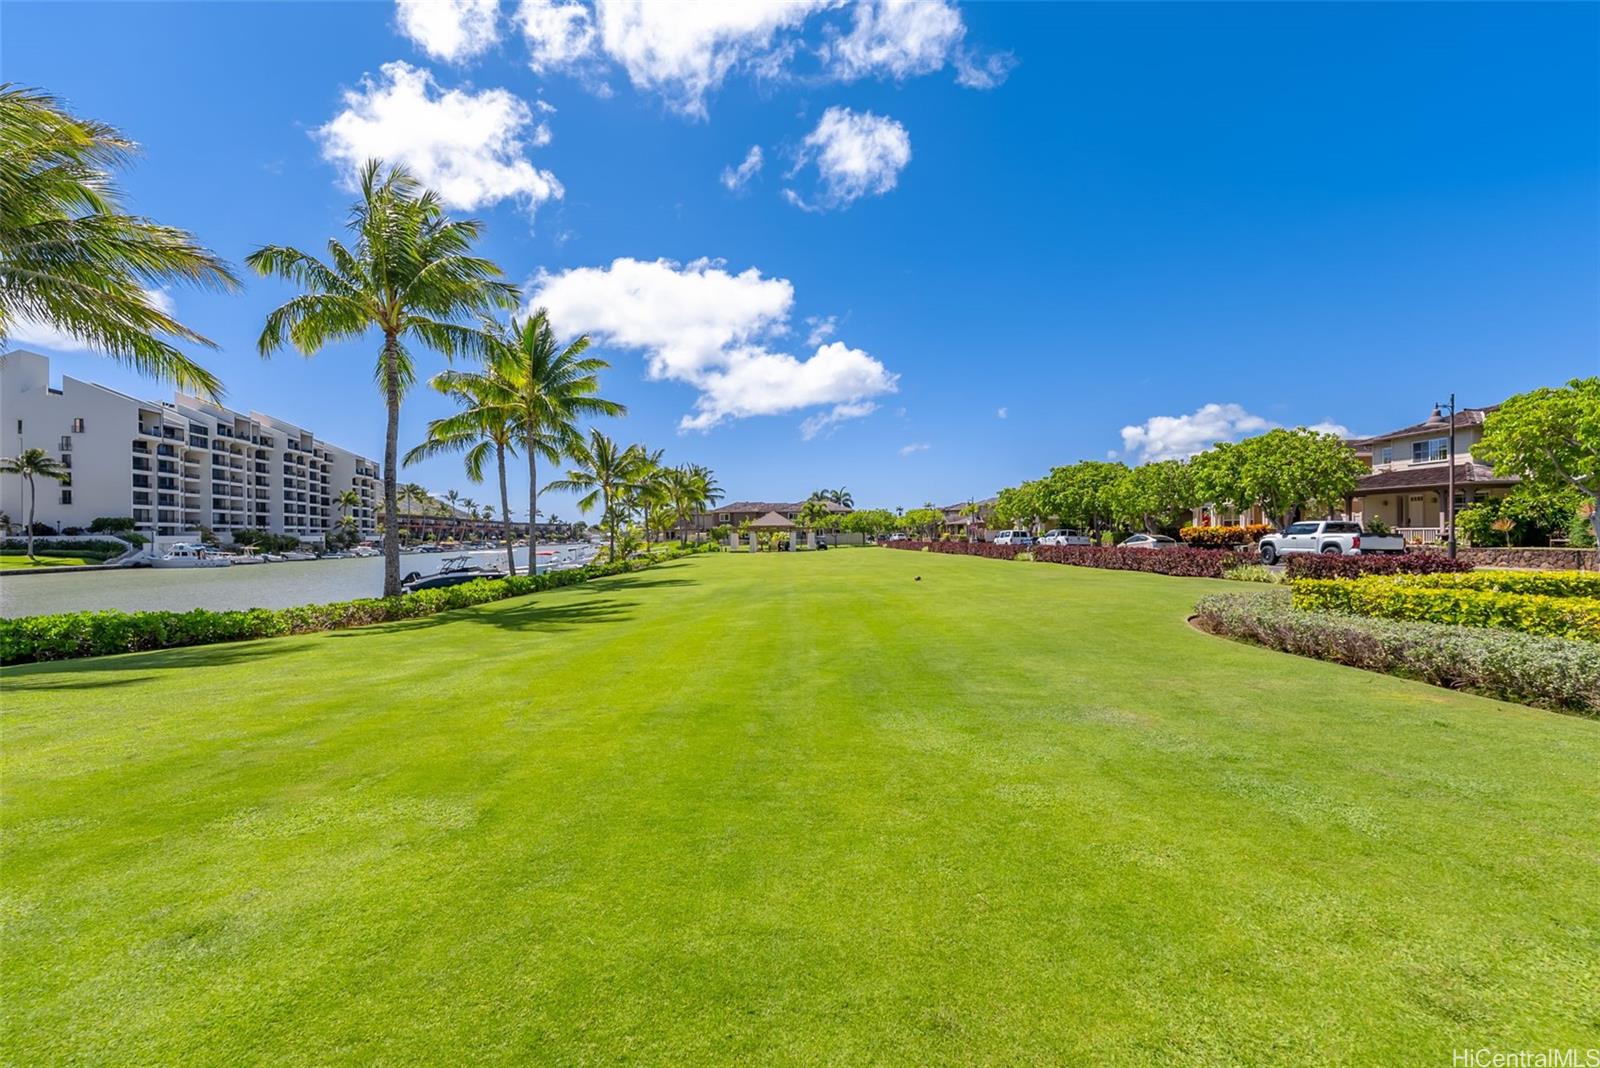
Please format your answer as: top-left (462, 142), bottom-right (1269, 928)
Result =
top-left (1194, 592), bottom-right (1600, 715)
top-left (0, 545), bottom-right (717, 665)
top-left (1292, 576), bottom-right (1600, 643)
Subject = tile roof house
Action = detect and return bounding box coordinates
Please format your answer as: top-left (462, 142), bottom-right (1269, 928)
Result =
top-left (1348, 404), bottom-right (1516, 540)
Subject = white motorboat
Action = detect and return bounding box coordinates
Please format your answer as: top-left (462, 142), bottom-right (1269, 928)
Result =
top-left (153, 543), bottom-right (232, 568)
top-left (280, 551), bottom-right (317, 562)
top-left (221, 549), bottom-right (266, 565)
top-left (350, 545), bottom-right (380, 557)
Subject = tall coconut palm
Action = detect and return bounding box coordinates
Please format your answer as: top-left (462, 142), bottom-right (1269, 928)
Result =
top-left (247, 160), bottom-right (517, 596)
top-left (545, 430), bottom-right (648, 561)
top-left (663, 464), bottom-right (719, 544)
top-left (406, 367), bottom-right (521, 574)
top-left (0, 86), bottom-right (239, 398)
top-left (443, 489), bottom-right (461, 535)
top-left (487, 311), bottom-right (625, 565)
top-left (0, 448), bottom-right (69, 559)
top-left (336, 487), bottom-right (360, 517)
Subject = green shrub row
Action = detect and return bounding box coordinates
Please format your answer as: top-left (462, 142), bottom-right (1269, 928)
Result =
top-left (1391, 569), bottom-right (1600, 599)
top-left (1194, 591), bottom-right (1600, 715)
top-left (2, 538), bottom-right (130, 559)
top-left (1292, 577), bottom-right (1600, 643)
top-left (0, 544), bottom-right (716, 665)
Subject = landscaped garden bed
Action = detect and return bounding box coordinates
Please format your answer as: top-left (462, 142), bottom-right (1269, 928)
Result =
top-left (1292, 570), bottom-right (1600, 643)
top-left (1194, 590), bottom-right (1600, 714)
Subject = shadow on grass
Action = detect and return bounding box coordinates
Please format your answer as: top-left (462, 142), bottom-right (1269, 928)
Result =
top-left (2, 640), bottom-right (299, 684)
top-left (328, 594), bottom-right (639, 638)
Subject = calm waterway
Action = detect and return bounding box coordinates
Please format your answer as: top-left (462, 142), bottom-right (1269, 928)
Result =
top-left (0, 544), bottom-right (593, 618)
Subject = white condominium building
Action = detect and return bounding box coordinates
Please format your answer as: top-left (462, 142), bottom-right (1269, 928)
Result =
top-left (1, 349), bottom-right (379, 544)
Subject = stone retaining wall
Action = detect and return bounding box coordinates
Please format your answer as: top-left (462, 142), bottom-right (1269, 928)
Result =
top-left (1458, 546), bottom-right (1599, 571)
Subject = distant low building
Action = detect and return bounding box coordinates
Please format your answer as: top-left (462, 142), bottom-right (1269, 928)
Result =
top-left (939, 497), bottom-right (997, 540)
top-left (683, 499), bottom-right (852, 536)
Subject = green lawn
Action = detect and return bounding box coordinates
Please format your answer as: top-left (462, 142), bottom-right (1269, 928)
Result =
top-left (0, 552), bottom-right (96, 569)
top-left (4, 551), bottom-right (1596, 1063)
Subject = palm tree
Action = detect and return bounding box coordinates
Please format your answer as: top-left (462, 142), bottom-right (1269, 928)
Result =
top-left (336, 488), bottom-right (360, 518)
top-left (0, 86), bottom-right (240, 398)
top-left (663, 464), bottom-right (722, 544)
top-left (545, 429), bottom-right (648, 561)
top-left (487, 310), bottom-right (625, 565)
top-left (831, 487), bottom-right (854, 508)
top-left (461, 497), bottom-right (477, 538)
top-left (443, 489), bottom-right (461, 535)
top-left (0, 448), bottom-right (69, 559)
top-left (406, 367), bottom-right (522, 574)
top-left (247, 160), bottom-right (517, 596)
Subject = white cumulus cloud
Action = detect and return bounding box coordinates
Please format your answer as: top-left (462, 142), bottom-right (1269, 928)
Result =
top-left (720, 145), bottom-right (763, 191)
top-left (1119, 403), bottom-right (1354, 463)
top-left (317, 61), bottom-right (562, 220)
top-left (517, 0), bottom-right (597, 72)
top-left (785, 107), bottom-right (910, 211)
top-left (898, 441), bottom-right (930, 456)
top-left (594, 0), bottom-right (827, 118)
top-left (511, 0), bottom-right (1008, 115)
top-left (824, 0), bottom-right (963, 81)
top-left (529, 257), bottom-right (897, 433)
top-left (396, 0), bottom-right (501, 63)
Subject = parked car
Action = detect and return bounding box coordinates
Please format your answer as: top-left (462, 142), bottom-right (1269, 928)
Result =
top-left (993, 529), bottom-right (1034, 546)
top-left (1257, 521), bottom-right (1407, 564)
top-left (886, 532), bottom-right (909, 542)
top-left (1037, 528), bottom-right (1092, 546)
top-left (1118, 533), bottom-right (1178, 549)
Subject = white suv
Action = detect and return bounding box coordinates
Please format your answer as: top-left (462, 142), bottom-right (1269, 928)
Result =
top-left (1037, 528), bottom-right (1092, 546)
top-left (993, 529), bottom-right (1034, 546)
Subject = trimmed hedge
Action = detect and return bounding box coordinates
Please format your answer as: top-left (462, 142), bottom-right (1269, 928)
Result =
top-left (1393, 569), bottom-right (1600, 599)
top-left (1292, 576), bottom-right (1600, 643)
top-left (0, 544), bottom-right (716, 665)
top-left (883, 538), bottom-right (1239, 578)
top-left (1179, 524), bottom-right (1276, 548)
top-left (1031, 544), bottom-right (1240, 577)
top-left (1194, 592), bottom-right (1599, 714)
top-left (1283, 552), bottom-right (1471, 580)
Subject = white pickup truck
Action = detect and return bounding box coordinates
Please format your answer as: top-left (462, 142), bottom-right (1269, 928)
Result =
top-left (1256, 521), bottom-right (1406, 564)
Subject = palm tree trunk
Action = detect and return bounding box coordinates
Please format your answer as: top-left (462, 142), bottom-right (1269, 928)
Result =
top-left (528, 451), bottom-right (539, 569)
top-left (25, 473), bottom-right (35, 559)
top-left (605, 488), bottom-right (616, 561)
top-left (497, 443), bottom-right (515, 577)
top-left (381, 335), bottom-right (402, 597)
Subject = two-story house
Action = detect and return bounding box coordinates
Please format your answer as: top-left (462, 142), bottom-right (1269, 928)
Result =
top-left (1348, 404), bottom-right (1518, 540)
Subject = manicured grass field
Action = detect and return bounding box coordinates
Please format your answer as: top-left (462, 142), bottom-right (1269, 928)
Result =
top-left (0, 553), bottom-right (95, 569)
top-left (4, 550), bottom-right (1596, 1063)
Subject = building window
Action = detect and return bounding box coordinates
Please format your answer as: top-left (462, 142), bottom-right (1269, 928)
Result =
top-left (71, 418), bottom-right (85, 433)
top-left (1411, 437), bottom-right (1449, 464)
top-left (718, 513), bottom-right (730, 523)
top-left (1379, 445), bottom-right (1392, 465)
top-left (60, 489), bottom-right (72, 505)
top-left (59, 436), bottom-right (72, 451)
top-left (14, 419), bottom-right (21, 434)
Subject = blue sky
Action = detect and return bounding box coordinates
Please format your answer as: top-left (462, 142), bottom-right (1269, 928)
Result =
top-left (7, 1), bottom-right (1597, 517)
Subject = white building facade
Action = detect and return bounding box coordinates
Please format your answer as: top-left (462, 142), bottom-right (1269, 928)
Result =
top-left (1, 350), bottom-right (379, 545)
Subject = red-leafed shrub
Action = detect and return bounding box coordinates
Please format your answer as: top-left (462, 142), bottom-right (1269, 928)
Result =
top-left (882, 540), bottom-right (1023, 559)
top-left (1180, 524), bottom-right (1277, 548)
top-left (1284, 552), bottom-right (1471, 580)
top-left (1032, 544), bottom-right (1239, 577)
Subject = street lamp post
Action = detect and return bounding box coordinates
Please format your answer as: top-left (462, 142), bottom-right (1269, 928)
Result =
top-left (1434, 392), bottom-right (1457, 559)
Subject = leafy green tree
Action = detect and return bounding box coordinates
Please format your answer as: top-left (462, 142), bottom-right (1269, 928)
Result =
top-left (0, 86), bottom-right (239, 398)
top-left (545, 429), bottom-right (649, 561)
top-left (247, 160), bottom-right (517, 596)
top-left (795, 499), bottom-right (833, 540)
top-left (1115, 459), bottom-right (1194, 533)
top-left (1475, 377), bottom-right (1600, 549)
top-left (0, 448), bottom-right (68, 559)
top-left (1192, 429), bottom-right (1364, 529)
top-left (1039, 461), bottom-right (1127, 535)
top-left (992, 481), bottom-right (1046, 531)
top-left (406, 366), bottom-right (522, 574)
top-left (901, 506), bottom-right (943, 539)
top-left (486, 311), bottom-right (625, 563)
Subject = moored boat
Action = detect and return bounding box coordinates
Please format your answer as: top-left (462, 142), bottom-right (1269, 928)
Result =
top-left (400, 555), bottom-right (505, 592)
top-left (153, 544), bottom-right (232, 568)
